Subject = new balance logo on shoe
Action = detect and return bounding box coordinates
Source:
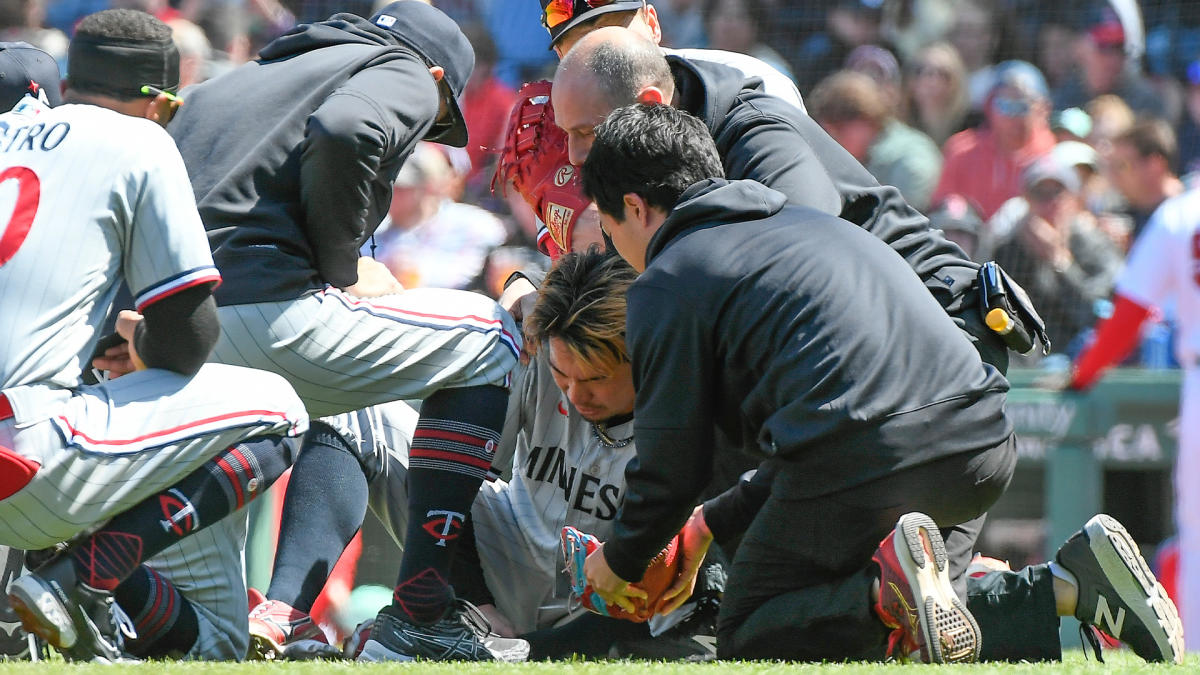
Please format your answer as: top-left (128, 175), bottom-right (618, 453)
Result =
top-left (1055, 514), bottom-right (1184, 664)
top-left (1092, 595), bottom-right (1125, 639)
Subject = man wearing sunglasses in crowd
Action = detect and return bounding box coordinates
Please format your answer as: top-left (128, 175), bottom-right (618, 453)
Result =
top-left (932, 60), bottom-right (1058, 220)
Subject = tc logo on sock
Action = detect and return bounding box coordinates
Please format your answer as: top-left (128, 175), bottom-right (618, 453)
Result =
top-left (159, 488), bottom-right (199, 535)
top-left (422, 510), bottom-right (465, 547)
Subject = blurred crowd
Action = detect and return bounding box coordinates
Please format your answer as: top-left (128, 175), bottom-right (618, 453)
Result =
top-left (17, 0), bottom-right (1200, 368)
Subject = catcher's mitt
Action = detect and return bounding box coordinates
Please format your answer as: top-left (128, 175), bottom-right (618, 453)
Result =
top-left (493, 80), bottom-right (590, 260)
top-left (561, 526), bottom-right (680, 623)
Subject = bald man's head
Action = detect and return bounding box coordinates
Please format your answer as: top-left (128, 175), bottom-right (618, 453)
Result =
top-left (553, 27), bottom-right (675, 165)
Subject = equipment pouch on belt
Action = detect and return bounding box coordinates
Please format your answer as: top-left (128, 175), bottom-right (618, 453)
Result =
top-left (978, 261), bottom-right (1051, 356)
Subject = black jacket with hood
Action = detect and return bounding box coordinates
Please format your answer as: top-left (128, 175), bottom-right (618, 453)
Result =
top-left (602, 179), bottom-right (1012, 583)
top-left (169, 14), bottom-right (438, 305)
top-left (667, 54), bottom-right (1008, 371)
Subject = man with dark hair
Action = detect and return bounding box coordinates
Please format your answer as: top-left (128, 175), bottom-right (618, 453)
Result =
top-left (0, 8), bottom-right (309, 662)
top-left (168, 0), bottom-right (525, 662)
top-left (809, 70), bottom-right (942, 211)
top-left (578, 102), bottom-right (1015, 662)
top-left (1108, 119), bottom-right (1185, 239)
top-left (552, 27), bottom-right (1011, 372)
top-left (577, 102), bottom-right (1185, 664)
top-left (64, 8), bottom-right (180, 124)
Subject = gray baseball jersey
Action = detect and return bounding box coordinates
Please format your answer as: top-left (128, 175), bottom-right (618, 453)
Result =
top-left (0, 99), bottom-right (221, 393)
top-left (473, 353), bottom-right (634, 633)
top-left (334, 356), bottom-right (701, 639)
top-left (0, 98), bottom-right (309, 658)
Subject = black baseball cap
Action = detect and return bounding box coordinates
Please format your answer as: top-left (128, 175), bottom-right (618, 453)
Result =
top-left (370, 1), bottom-right (474, 147)
top-left (0, 42), bottom-right (61, 110)
top-left (540, 0), bottom-right (644, 47)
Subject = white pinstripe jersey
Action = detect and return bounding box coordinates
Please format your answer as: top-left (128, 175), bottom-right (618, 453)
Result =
top-left (477, 352), bottom-right (635, 630)
top-left (494, 352), bottom-right (634, 541)
top-left (1117, 188), bottom-right (1200, 368)
top-left (0, 99), bottom-right (219, 391)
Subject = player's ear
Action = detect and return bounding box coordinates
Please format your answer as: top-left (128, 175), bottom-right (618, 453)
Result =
top-left (636, 87), bottom-right (665, 105)
top-left (623, 193), bottom-right (647, 228)
top-left (642, 4), bottom-right (664, 45)
top-left (428, 66), bottom-right (445, 83)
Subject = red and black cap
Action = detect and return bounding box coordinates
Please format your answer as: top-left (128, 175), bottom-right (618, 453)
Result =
top-left (540, 0), bottom-right (644, 47)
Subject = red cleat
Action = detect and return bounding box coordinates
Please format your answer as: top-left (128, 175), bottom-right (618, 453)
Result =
top-left (872, 512), bottom-right (980, 663)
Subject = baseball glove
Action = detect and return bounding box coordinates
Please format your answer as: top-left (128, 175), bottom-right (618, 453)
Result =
top-left (561, 526), bottom-right (681, 623)
top-left (493, 80), bottom-right (590, 260)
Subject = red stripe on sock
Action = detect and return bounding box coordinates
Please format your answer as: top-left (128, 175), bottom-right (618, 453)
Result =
top-left (412, 429), bottom-right (495, 448)
top-left (147, 575), bottom-right (177, 639)
top-left (216, 456), bottom-right (244, 509)
top-left (136, 572), bottom-right (167, 632)
top-left (408, 448), bottom-right (492, 470)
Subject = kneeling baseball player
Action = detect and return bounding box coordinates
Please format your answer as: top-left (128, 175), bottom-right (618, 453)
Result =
top-left (0, 9), bottom-right (309, 662)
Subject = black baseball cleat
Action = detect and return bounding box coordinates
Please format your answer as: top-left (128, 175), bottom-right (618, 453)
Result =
top-left (356, 601), bottom-right (528, 662)
top-left (1055, 514), bottom-right (1185, 664)
top-left (5, 554), bottom-right (135, 663)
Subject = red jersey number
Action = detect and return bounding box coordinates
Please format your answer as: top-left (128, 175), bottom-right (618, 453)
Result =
top-left (0, 166), bottom-right (39, 268)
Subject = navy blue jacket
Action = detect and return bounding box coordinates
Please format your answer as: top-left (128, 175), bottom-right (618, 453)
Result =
top-left (602, 180), bottom-right (1012, 583)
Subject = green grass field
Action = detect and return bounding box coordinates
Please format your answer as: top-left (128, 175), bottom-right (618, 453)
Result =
top-left (0, 650), bottom-right (1191, 673)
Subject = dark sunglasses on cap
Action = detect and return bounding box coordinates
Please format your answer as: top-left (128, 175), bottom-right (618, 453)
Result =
top-left (542, 0), bottom-right (620, 29)
top-left (1027, 180), bottom-right (1067, 203)
top-left (992, 95), bottom-right (1032, 117)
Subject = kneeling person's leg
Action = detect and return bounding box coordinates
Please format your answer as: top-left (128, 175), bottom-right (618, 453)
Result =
top-left (9, 435), bottom-right (296, 661)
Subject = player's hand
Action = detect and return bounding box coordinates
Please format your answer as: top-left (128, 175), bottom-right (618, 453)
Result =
top-left (475, 603), bottom-right (518, 638)
top-left (342, 257), bottom-right (404, 298)
top-left (499, 279), bottom-right (537, 322)
top-left (95, 310), bottom-right (147, 376)
top-left (91, 339), bottom-right (135, 378)
top-left (583, 542), bottom-right (647, 615)
top-left (146, 91), bottom-right (183, 128)
top-left (498, 279), bottom-right (538, 365)
top-left (657, 505), bottom-right (713, 615)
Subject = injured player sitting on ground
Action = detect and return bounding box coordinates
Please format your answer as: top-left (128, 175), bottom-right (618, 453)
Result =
top-left (341, 250), bottom-right (724, 661)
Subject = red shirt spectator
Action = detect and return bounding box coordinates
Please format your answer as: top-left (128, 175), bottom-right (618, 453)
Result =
top-left (462, 73), bottom-right (516, 180)
top-left (932, 60), bottom-right (1056, 219)
top-left (459, 24), bottom-right (517, 184)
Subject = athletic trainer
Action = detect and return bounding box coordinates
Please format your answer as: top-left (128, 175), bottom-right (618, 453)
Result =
top-left (578, 102), bottom-right (1015, 662)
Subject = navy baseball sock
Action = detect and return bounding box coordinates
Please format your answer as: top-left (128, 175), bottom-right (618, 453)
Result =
top-left (266, 421), bottom-right (368, 613)
top-left (69, 435), bottom-right (296, 591)
top-left (391, 385), bottom-right (507, 625)
top-left (114, 565), bottom-right (199, 658)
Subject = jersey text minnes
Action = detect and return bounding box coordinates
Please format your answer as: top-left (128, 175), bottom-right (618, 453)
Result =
top-left (522, 444), bottom-right (622, 520)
